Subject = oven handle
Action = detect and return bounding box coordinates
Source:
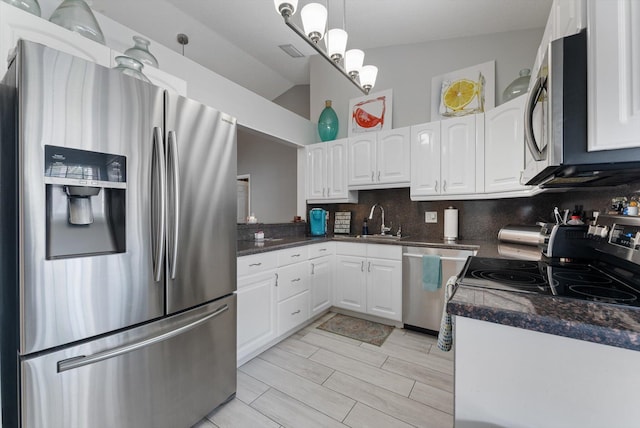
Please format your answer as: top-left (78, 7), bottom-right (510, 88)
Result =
top-left (403, 253), bottom-right (469, 262)
top-left (524, 75), bottom-right (547, 162)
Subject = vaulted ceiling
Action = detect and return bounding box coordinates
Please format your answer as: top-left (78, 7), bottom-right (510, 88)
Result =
top-left (91, 0), bottom-right (552, 100)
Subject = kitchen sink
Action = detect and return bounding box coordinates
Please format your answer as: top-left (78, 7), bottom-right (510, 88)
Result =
top-left (334, 234), bottom-right (403, 241)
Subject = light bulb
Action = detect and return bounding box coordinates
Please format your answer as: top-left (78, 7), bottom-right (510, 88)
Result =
top-left (359, 65), bottom-right (378, 92)
top-left (274, 0), bottom-right (298, 17)
top-left (301, 3), bottom-right (327, 42)
top-left (325, 29), bottom-right (348, 62)
top-left (345, 49), bottom-right (364, 79)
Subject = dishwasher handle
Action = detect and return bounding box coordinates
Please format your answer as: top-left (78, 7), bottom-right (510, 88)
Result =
top-left (403, 253), bottom-right (470, 262)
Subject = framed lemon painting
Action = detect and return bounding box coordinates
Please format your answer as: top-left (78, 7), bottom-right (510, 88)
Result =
top-left (430, 61), bottom-right (495, 121)
top-left (348, 89), bottom-right (393, 136)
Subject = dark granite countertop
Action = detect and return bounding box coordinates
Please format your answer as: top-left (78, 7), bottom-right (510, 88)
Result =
top-left (448, 285), bottom-right (640, 351)
top-left (237, 236), bottom-right (332, 256)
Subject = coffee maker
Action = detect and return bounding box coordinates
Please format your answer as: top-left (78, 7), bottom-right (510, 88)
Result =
top-left (309, 208), bottom-right (327, 236)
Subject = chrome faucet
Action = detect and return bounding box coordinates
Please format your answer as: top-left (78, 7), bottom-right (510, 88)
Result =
top-left (368, 203), bottom-right (391, 235)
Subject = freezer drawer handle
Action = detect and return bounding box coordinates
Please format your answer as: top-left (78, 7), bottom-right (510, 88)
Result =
top-left (56, 304), bottom-right (229, 373)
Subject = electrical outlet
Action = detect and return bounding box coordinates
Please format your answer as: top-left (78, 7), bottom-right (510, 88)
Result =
top-left (425, 211), bottom-right (437, 223)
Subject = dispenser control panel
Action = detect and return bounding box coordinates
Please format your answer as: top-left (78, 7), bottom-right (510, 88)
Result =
top-left (44, 145), bottom-right (126, 188)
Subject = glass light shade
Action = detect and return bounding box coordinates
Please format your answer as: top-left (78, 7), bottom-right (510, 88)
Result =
top-left (325, 28), bottom-right (348, 62)
top-left (359, 65), bottom-right (378, 90)
top-left (273, 0), bottom-right (297, 16)
top-left (345, 49), bottom-right (364, 77)
top-left (301, 3), bottom-right (327, 42)
top-left (49, 0), bottom-right (105, 45)
top-left (2, 0), bottom-right (41, 17)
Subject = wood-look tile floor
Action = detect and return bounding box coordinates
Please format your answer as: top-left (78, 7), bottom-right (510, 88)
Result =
top-left (193, 312), bottom-right (454, 428)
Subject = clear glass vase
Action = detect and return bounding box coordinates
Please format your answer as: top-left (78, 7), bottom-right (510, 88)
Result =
top-left (2, 0), bottom-right (41, 16)
top-left (502, 68), bottom-right (531, 102)
top-left (49, 0), bottom-right (105, 45)
top-left (318, 100), bottom-right (339, 141)
top-left (124, 36), bottom-right (159, 68)
top-left (113, 56), bottom-right (151, 84)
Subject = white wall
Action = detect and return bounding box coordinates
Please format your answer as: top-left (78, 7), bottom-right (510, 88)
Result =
top-left (273, 84), bottom-right (311, 120)
top-left (237, 129), bottom-right (298, 223)
top-left (309, 28), bottom-right (544, 140)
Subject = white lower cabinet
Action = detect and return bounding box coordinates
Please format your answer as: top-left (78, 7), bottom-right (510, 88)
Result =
top-left (277, 291), bottom-right (310, 336)
top-left (334, 243), bottom-right (402, 322)
top-left (309, 242), bottom-right (334, 316)
top-left (236, 270), bottom-right (277, 364)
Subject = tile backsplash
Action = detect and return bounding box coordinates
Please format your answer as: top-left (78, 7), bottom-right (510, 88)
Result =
top-left (306, 184), bottom-right (640, 241)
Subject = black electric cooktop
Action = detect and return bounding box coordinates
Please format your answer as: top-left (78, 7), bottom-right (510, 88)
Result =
top-left (458, 256), bottom-right (640, 308)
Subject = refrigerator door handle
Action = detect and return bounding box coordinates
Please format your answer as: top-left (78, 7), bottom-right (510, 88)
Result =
top-left (168, 130), bottom-right (180, 280)
top-left (56, 303), bottom-right (229, 373)
top-left (152, 126), bottom-right (167, 282)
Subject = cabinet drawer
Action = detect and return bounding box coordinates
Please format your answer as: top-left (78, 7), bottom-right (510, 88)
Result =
top-left (237, 252), bottom-right (278, 277)
top-left (277, 262), bottom-right (310, 302)
top-left (277, 290), bottom-right (310, 335)
top-left (335, 242), bottom-right (366, 257)
top-left (308, 242), bottom-right (335, 259)
top-left (367, 243), bottom-right (402, 260)
top-left (277, 246), bottom-right (309, 266)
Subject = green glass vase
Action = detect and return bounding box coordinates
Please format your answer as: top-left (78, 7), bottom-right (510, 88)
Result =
top-left (318, 100), bottom-right (339, 141)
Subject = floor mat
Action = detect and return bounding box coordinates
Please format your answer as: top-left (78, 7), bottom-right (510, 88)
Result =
top-left (317, 314), bottom-right (394, 346)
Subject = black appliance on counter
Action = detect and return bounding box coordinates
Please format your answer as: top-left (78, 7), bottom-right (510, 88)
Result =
top-left (456, 215), bottom-right (640, 308)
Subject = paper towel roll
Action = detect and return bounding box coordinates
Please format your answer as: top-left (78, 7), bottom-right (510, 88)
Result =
top-left (444, 207), bottom-right (458, 241)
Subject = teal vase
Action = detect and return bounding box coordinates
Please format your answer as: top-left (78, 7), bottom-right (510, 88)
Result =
top-left (318, 100), bottom-right (339, 141)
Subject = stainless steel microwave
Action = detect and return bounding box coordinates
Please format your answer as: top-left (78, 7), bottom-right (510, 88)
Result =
top-left (524, 29), bottom-right (640, 188)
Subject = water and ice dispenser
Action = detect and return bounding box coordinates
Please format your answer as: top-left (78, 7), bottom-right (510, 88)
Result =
top-left (44, 145), bottom-right (126, 259)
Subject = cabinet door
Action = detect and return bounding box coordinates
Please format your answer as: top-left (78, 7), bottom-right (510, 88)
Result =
top-left (326, 138), bottom-right (349, 198)
top-left (0, 3), bottom-right (111, 77)
top-left (376, 127), bottom-right (411, 184)
top-left (410, 122), bottom-right (441, 197)
top-left (552, 0), bottom-right (586, 40)
top-left (306, 144), bottom-right (327, 200)
top-left (441, 115), bottom-right (476, 194)
top-left (484, 96), bottom-right (526, 193)
top-left (348, 134), bottom-right (376, 186)
top-left (588, 1), bottom-right (640, 151)
top-left (310, 256), bottom-right (332, 316)
top-left (237, 272), bottom-right (277, 363)
top-left (333, 255), bottom-right (367, 312)
top-left (366, 258), bottom-right (402, 321)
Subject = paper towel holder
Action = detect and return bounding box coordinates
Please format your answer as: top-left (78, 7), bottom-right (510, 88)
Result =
top-left (444, 206), bottom-right (458, 242)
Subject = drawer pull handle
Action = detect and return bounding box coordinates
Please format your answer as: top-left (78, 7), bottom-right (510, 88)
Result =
top-left (319, 248), bottom-right (327, 252)
top-left (291, 278), bottom-right (301, 283)
top-left (249, 263), bottom-right (262, 267)
top-left (291, 254), bottom-right (301, 258)
top-left (291, 309), bottom-right (301, 315)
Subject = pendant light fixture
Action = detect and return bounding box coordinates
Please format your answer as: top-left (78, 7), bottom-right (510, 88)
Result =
top-left (274, 0), bottom-right (378, 94)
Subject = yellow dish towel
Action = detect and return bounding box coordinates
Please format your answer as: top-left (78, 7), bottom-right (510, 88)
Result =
top-left (437, 276), bottom-right (457, 352)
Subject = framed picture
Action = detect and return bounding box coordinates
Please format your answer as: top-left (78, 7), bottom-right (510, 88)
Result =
top-left (348, 89), bottom-right (392, 136)
top-left (430, 61), bottom-right (495, 121)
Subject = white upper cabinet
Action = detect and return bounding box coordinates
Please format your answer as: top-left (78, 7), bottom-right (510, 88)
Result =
top-left (484, 95), bottom-right (529, 193)
top-left (410, 122), bottom-right (441, 197)
top-left (0, 2), bottom-right (112, 75)
top-left (348, 127), bottom-right (410, 189)
top-left (410, 115), bottom-right (484, 199)
top-left (587, 0), bottom-right (640, 151)
top-left (306, 138), bottom-right (357, 203)
top-left (441, 115), bottom-right (482, 195)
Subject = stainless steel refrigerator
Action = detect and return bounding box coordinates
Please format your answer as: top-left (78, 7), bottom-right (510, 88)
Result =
top-left (0, 40), bottom-right (237, 428)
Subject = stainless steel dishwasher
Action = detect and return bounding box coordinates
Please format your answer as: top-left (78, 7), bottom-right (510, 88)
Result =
top-left (402, 246), bottom-right (476, 333)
